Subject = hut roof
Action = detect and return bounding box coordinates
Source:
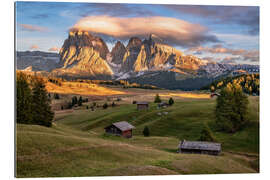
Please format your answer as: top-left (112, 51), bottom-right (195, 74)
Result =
top-left (179, 140), bottom-right (221, 151)
top-left (112, 121), bottom-right (135, 131)
top-left (136, 102), bottom-right (149, 105)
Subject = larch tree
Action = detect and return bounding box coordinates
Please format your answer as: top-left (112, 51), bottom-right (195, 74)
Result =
top-left (215, 82), bottom-right (249, 133)
top-left (16, 72), bottom-right (33, 124)
top-left (31, 76), bottom-right (54, 127)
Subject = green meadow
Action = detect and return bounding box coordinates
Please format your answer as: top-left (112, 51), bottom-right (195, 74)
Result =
top-left (16, 94), bottom-right (259, 177)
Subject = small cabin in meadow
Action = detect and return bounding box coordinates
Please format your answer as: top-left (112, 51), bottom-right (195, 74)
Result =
top-left (136, 102), bottom-right (149, 110)
top-left (104, 121), bottom-right (135, 138)
top-left (177, 140), bottom-right (221, 155)
top-left (158, 102), bottom-right (169, 108)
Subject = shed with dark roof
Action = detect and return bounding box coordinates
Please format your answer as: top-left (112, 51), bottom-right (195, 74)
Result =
top-left (136, 102), bottom-right (149, 110)
top-left (177, 140), bottom-right (221, 155)
top-left (104, 121), bottom-right (135, 138)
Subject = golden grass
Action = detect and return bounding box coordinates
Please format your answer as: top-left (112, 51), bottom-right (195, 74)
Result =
top-left (159, 92), bottom-right (210, 99)
top-left (46, 81), bottom-right (126, 96)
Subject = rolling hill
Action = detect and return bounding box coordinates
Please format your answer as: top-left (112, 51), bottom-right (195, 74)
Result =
top-left (16, 95), bottom-right (259, 177)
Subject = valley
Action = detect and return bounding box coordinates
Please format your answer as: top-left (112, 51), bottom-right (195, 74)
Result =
top-left (16, 85), bottom-right (259, 177)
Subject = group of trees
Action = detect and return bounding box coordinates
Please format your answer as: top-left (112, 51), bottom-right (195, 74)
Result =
top-left (154, 94), bottom-right (174, 106)
top-left (48, 77), bottom-right (62, 86)
top-left (17, 72), bottom-right (54, 127)
top-left (197, 81), bottom-right (250, 142)
top-left (203, 74), bottom-right (259, 95)
top-left (66, 96), bottom-right (88, 109)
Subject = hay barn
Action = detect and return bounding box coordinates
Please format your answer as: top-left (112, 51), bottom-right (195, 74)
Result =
top-left (177, 140), bottom-right (221, 155)
top-left (104, 121), bottom-right (135, 138)
top-left (136, 102), bottom-right (149, 110)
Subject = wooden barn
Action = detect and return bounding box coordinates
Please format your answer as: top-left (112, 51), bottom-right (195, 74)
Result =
top-left (158, 102), bottom-right (169, 108)
top-left (104, 121), bottom-right (135, 138)
top-left (136, 102), bottom-right (149, 110)
top-left (177, 140), bottom-right (221, 155)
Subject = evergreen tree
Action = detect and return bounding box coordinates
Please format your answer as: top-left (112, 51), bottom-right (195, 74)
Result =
top-left (143, 126), bottom-right (150, 137)
top-left (154, 94), bottom-right (161, 103)
top-left (103, 103), bottom-right (108, 109)
top-left (198, 124), bottom-right (216, 142)
top-left (72, 96), bottom-right (78, 106)
top-left (78, 96), bottom-right (83, 106)
top-left (215, 82), bottom-right (249, 133)
top-left (168, 97), bottom-right (174, 106)
top-left (31, 76), bottom-right (54, 127)
top-left (16, 72), bottom-right (33, 124)
top-left (54, 93), bottom-right (60, 99)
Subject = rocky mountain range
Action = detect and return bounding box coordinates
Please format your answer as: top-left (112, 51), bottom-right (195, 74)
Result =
top-left (16, 51), bottom-right (60, 71)
top-left (16, 30), bottom-right (259, 89)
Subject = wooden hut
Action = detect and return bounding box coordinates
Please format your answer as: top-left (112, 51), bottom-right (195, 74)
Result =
top-left (104, 121), bottom-right (135, 138)
top-left (177, 140), bottom-right (221, 155)
top-left (136, 102), bottom-right (149, 110)
top-left (158, 102), bottom-right (169, 108)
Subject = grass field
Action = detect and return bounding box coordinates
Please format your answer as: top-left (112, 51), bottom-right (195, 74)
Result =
top-left (16, 88), bottom-right (259, 177)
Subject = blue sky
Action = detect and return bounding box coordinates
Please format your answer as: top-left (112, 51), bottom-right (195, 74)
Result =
top-left (15, 1), bottom-right (259, 64)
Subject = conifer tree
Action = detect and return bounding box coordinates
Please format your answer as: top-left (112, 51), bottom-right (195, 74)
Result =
top-left (143, 126), bottom-right (150, 137)
top-left (168, 97), bottom-right (174, 106)
top-left (78, 96), bottom-right (83, 106)
top-left (198, 124), bottom-right (216, 142)
top-left (215, 82), bottom-right (249, 133)
top-left (31, 76), bottom-right (54, 127)
top-left (16, 72), bottom-right (32, 124)
top-left (154, 94), bottom-right (161, 103)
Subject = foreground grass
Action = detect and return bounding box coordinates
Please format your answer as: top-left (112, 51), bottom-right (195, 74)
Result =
top-left (16, 95), bottom-right (259, 177)
top-left (16, 124), bottom-right (256, 177)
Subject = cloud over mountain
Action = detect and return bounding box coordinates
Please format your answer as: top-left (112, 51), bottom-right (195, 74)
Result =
top-left (71, 16), bottom-right (219, 47)
top-left (48, 46), bottom-right (60, 52)
top-left (30, 45), bottom-right (39, 50)
top-left (164, 5), bottom-right (259, 35)
top-left (188, 44), bottom-right (259, 62)
top-left (19, 24), bottom-right (49, 32)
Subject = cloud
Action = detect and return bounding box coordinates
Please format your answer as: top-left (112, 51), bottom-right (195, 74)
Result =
top-left (19, 24), bottom-right (49, 32)
top-left (77, 3), bottom-right (155, 17)
top-left (71, 15), bottom-right (220, 47)
top-left (48, 46), bottom-right (60, 52)
top-left (220, 56), bottom-right (240, 64)
top-left (242, 50), bottom-right (259, 62)
top-left (164, 5), bottom-right (259, 35)
top-left (188, 44), bottom-right (246, 55)
top-left (188, 44), bottom-right (259, 62)
top-left (30, 45), bottom-right (39, 50)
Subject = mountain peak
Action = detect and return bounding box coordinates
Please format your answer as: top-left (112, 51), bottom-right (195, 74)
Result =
top-left (111, 41), bottom-right (126, 64)
top-left (126, 37), bottom-right (142, 50)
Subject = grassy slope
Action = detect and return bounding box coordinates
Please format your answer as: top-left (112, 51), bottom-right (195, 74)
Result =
top-left (16, 96), bottom-right (259, 177)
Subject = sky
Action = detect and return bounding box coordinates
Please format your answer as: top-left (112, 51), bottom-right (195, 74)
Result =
top-left (15, 1), bottom-right (259, 65)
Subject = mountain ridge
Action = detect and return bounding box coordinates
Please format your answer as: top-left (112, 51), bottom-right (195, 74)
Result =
top-left (16, 30), bottom-right (259, 90)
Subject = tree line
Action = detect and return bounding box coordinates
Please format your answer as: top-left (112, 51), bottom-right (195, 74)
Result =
top-left (202, 73), bottom-right (259, 95)
top-left (16, 72), bottom-right (54, 127)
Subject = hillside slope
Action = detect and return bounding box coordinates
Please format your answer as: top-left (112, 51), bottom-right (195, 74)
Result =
top-left (16, 96), bottom-right (259, 177)
top-left (16, 123), bottom-right (256, 177)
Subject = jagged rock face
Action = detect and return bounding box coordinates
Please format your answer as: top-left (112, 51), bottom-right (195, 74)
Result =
top-left (57, 30), bottom-right (113, 77)
top-left (124, 34), bottom-right (203, 73)
top-left (121, 37), bottom-right (142, 72)
top-left (111, 41), bottom-right (126, 64)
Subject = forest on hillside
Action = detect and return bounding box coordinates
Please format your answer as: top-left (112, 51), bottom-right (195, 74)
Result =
top-left (202, 74), bottom-right (260, 95)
